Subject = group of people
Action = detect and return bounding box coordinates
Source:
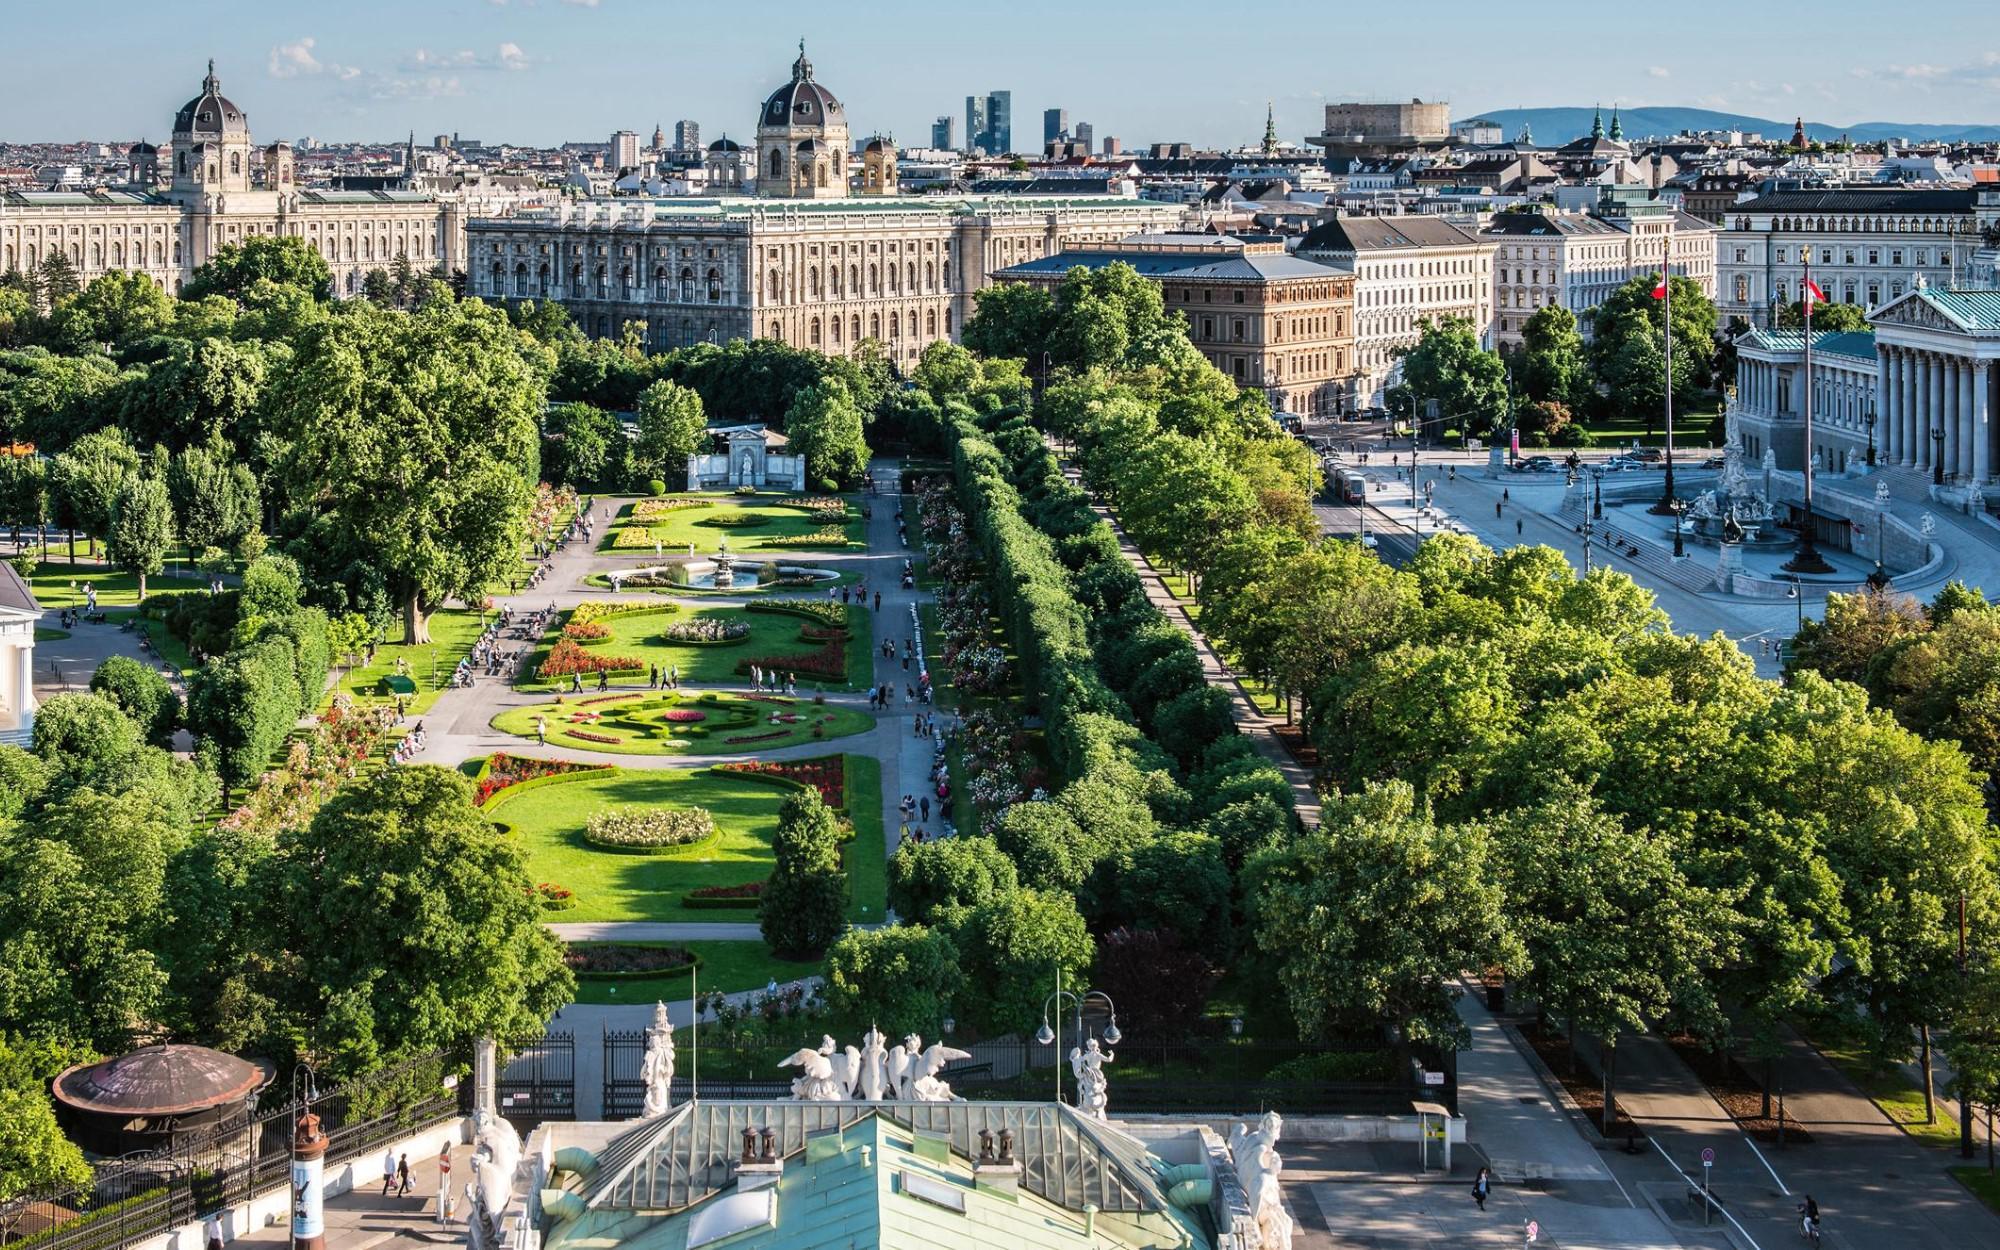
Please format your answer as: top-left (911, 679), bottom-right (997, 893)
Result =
top-left (390, 721), bottom-right (428, 764)
top-left (646, 661), bottom-right (680, 689)
top-left (831, 582), bottom-right (883, 612)
top-left (518, 497), bottom-right (597, 592)
top-left (377, 1140), bottom-right (458, 1226)
top-left (747, 664), bottom-right (797, 695)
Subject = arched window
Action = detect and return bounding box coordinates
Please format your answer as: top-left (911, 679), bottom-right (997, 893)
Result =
top-left (926, 308), bottom-right (937, 336)
top-left (491, 261), bottom-right (504, 292)
top-left (538, 264), bottom-right (551, 296)
top-left (831, 317), bottom-right (842, 345)
top-left (907, 263), bottom-right (916, 290)
top-left (207, 164), bottom-right (217, 183)
top-left (868, 264), bottom-right (879, 294)
top-left (810, 317), bottom-right (822, 345)
top-left (620, 265), bottom-right (633, 297)
top-left (809, 267), bottom-right (821, 298)
top-left (707, 268), bottom-right (722, 302)
top-left (907, 310), bottom-right (917, 338)
top-left (770, 320), bottom-right (783, 338)
top-left (680, 267), bottom-right (694, 302)
top-left (817, 164), bottom-right (828, 188)
top-left (852, 315), bottom-right (861, 343)
top-left (870, 313), bottom-right (881, 338)
top-left (594, 265), bottom-right (607, 298)
top-left (515, 262), bottom-right (529, 295)
top-left (90, 244), bottom-right (102, 268)
top-left (925, 262), bottom-right (935, 289)
top-left (177, 152), bottom-right (187, 174)
top-left (230, 152), bottom-right (241, 175)
top-left (768, 149), bottom-right (783, 178)
top-left (769, 268), bottom-right (782, 301)
top-left (849, 264), bottom-right (859, 292)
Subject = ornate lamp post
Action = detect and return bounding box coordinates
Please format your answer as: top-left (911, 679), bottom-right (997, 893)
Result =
top-left (1671, 497), bottom-right (1689, 559)
top-left (1592, 466), bottom-right (1604, 520)
top-left (1933, 425), bottom-right (1947, 487)
top-left (1865, 403), bottom-right (1878, 468)
top-left (1035, 968), bottom-right (1121, 1107)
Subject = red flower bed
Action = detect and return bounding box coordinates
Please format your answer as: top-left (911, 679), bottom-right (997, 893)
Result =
top-left (688, 882), bottom-right (764, 899)
top-left (661, 709), bottom-right (707, 723)
top-left (540, 638), bottom-right (643, 678)
top-left (475, 753), bottom-right (594, 806)
top-left (716, 755), bottom-right (845, 808)
top-left (563, 621), bottom-right (611, 641)
top-left (580, 693), bottom-right (641, 707)
top-left (569, 729), bottom-right (620, 744)
top-left (734, 649), bottom-right (843, 680)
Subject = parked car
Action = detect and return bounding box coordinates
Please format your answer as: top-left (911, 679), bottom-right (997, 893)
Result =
top-left (1514, 455), bottom-right (1555, 473)
top-left (1700, 455), bottom-right (1726, 470)
top-left (1629, 447), bottom-right (1664, 462)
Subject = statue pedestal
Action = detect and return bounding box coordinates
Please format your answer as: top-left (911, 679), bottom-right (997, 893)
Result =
top-left (735, 1161), bottom-right (783, 1193)
top-left (1715, 543), bottom-right (1744, 593)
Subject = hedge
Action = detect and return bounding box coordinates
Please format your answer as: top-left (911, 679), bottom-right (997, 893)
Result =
top-left (477, 766), bottom-right (620, 809)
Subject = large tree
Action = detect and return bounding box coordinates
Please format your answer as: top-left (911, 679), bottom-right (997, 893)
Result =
top-left (183, 236), bottom-right (333, 304)
top-left (269, 294), bottom-right (544, 642)
top-left (271, 767), bottom-right (573, 1076)
top-left (106, 473), bottom-right (174, 601)
top-left (48, 425), bottom-right (137, 558)
top-left (1398, 316), bottom-right (1509, 437)
top-left (759, 788), bottom-right (850, 959)
top-left (782, 377), bottom-right (870, 490)
top-left (1517, 304), bottom-right (1589, 408)
top-left (632, 379), bottom-right (708, 486)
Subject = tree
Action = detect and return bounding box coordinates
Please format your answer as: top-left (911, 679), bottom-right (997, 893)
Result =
top-left (186, 635), bottom-right (304, 789)
top-left (0, 1034), bottom-right (96, 1198)
top-left (49, 425), bottom-right (137, 557)
top-left (0, 454), bottom-right (48, 541)
top-left (950, 888), bottom-right (1093, 1036)
top-left (1491, 788), bottom-right (1727, 1132)
top-left (632, 379), bottom-right (708, 485)
top-left (269, 294), bottom-right (543, 643)
top-left (1399, 316), bottom-right (1509, 437)
top-left (1590, 272), bottom-right (1717, 385)
top-left (46, 271), bottom-right (173, 352)
top-left (782, 378), bottom-right (870, 489)
top-left (271, 767), bottom-right (573, 1076)
top-left (35, 251), bottom-right (81, 307)
top-left (166, 442), bottom-right (260, 553)
top-left (89, 655), bottom-right (179, 747)
top-left (1947, 954), bottom-right (2000, 1171)
top-left (542, 401), bottom-right (619, 489)
top-left (183, 236), bottom-right (332, 303)
top-left (887, 836), bottom-right (1019, 925)
top-left (1776, 299), bottom-right (1870, 333)
top-left (962, 282), bottom-right (1056, 362)
top-left (107, 473), bottom-right (174, 601)
top-left (822, 925), bottom-right (965, 1038)
top-left (759, 789), bottom-right (849, 959)
top-left (1245, 781), bottom-right (1519, 1049)
top-left (1517, 305), bottom-right (1588, 407)
top-left (1786, 585), bottom-right (1928, 693)
top-left (1592, 309), bottom-right (1696, 433)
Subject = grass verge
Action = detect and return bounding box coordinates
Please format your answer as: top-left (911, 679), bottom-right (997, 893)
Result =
top-left (843, 754), bottom-right (886, 925)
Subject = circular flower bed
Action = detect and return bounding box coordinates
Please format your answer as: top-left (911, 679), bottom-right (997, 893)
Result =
top-left (660, 708), bottom-right (707, 723)
top-left (583, 805), bottom-right (717, 850)
top-left (663, 620), bottom-right (750, 644)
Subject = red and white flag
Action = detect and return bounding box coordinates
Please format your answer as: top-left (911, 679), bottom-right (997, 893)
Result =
top-left (1803, 277), bottom-right (1826, 308)
top-left (1651, 275), bottom-right (1668, 299)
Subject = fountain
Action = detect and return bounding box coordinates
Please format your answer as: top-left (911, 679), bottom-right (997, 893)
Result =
top-left (1683, 409), bottom-right (1788, 548)
top-left (712, 538), bottom-right (737, 590)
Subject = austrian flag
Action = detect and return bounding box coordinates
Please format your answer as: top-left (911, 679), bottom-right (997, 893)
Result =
top-left (1803, 277), bottom-right (1827, 308)
top-left (1651, 276), bottom-right (1668, 299)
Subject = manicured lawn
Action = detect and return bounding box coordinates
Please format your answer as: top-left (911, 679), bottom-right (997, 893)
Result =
top-left (564, 941), bottom-right (823, 1005)
top-left (1582, 396), bottom-right (1726, 448)
top-left (331, 608), bottom-right (488, 714)
top-left (1814, 1034), bottom-right (1964, 1148)
top-left (1951, 1166), bottom-right (2000, 1215)
top-left (32, 627), bottom-right (68, 641)
top-left (843, 754), bottom-right (886, 925)
top-left (523, 603), bottom-right (867, 690)
top-left (491, 689), bottom-right (873, 755)
top-left (494, 766), bottom-right (793, 923)
top-left (581, 564), bottom-right (861, 594)
top-left (25, 563), bottom-right (209, 608)
top-left (603, 494), bottom-right (862, 555)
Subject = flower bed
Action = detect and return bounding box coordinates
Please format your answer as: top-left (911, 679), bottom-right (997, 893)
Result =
top-left (218, 697), bottom-right (390, 834)
top-left (612, 526), bottom-right (665, 549)
top-left (683, 881), bottom-right (764, 909)
top-left (632, 497), bottom-right (712, 520)
top-left (758, 525), bottom-right (851, 549)
top-left (733, 649), bottom-right (844, 680)
top-left (564, 943), bottom-right (699, 978)
top-left (584, 805), bottom-right (717, 850)
top-left (580, 693), bottom-right (643, 707)
top-left (663, 619), bottom-right (750, 643)
top-left (535, 882), bottom-right (577, 912)
top-left (724, 729), bottom-right (790, 745)
top-left (714, 756), bottom-right (845, 809)
top-left (563, 621), bottom-right (611, 641)
top-left (572, 601), bottom-right (677, 626)
top-left (474, 753), bottom-right (597, 806)
top-left (792, 496), bottom-right (851, 524)
top-left (747, 599), bottom-right (850, 630)
top-left (661, 708), bottom-right (707, 723)
top-left (539, 638), bottom-right (646, 678)
top-left (569, 729), bottom-right (620, 744)
top-left (695, 511), bottom-right (766, 528)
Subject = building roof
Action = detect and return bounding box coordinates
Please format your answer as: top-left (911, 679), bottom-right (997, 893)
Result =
top-left (173, 62), bottom-right (246, 138)
top-left (0, 561), bottom-right (38, 616)
top-left (997, 246), bottom-right (1344, 283)
top-left (968, 177), bottom-right (1116, 195)
top-left (761, 45), bottom-right (843, 131)
top-left (1730, 187), bottom-right (1978, 215)
top-left (1297, 214), bottom-right (1483, 254)
top-left (1743, 327), bottom-right (1879, 361)
top-left (1913, 288), bottom-right (2000, 331)
top-left (1480, 211), bottom-right (1620, 238)
top-left (52, 1045), bottom-right (271, 1117)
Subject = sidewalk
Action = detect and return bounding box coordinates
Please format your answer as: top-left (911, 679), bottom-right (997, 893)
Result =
top-left (233, 1143), bottom-right (473, 1250)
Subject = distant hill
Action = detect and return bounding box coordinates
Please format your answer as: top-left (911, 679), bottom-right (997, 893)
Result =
top-left (1460, 106), bottom-right (2000, 146)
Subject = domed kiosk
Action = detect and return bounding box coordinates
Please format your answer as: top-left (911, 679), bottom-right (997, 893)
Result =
top-left (53, 1043), bottom-right (273, 1156)
top-left (755, 42), bottom-right (849, 199)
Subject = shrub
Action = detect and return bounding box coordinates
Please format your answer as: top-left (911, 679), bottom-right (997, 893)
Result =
top-left (583, 805), bottom-right (716, 849)
top-left (571, 600), bottom-right (677, 626)
top-left (715, 755), bottom-right (845, 808)
top-left (759, 788), bottom-right (849, 958)
top-left (746, 599), bottom-right (849, 630)
top-left (536, 882), bottom-right (577, 911)
top-left (564, 943), bottom-right (698, 977)
top-left (663, 619), bottom-right (749, 643)
top-left (734, 484), bottom-right (756, 495)
top-left (759, 525), bottom-right (850, 549)
top-left (685, 881), bottom-right (764, 909)
top-left (823, 925), bottom-right (965, 1038)
top-left (89, 654), bottom-right (180, 747)
top-left (1262, 1049), bottom-right (1398, 1083)
top-left (648, 478), bottom-right (667, 496)
top-left (888, 836), bottom-right (1019, 925)
top-left (473, 752), bottom-right (597, 806)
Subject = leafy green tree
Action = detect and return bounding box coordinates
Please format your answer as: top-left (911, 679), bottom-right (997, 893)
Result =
top-left (1775, 299), bottom-right (1870, 333)
top-left (887, 836), bottom-right (1019, 925)
top-left (1517, 305), bottom-right (1588, 407)
top-left (782, 378), bottom-right (870, 489)
top-left (361, 268), bottom-right (395, 307)
top-left (962, 282), bottom-right (1056, 362)
top-left (632, 379), bottom-right (708, 485)
top-left (157, 824), bottom-right (281, 1050)
top-left (35, 251), bottom-right (81, 307)
top-left (107, 473), bottom-right (174, 601)
top-left (542, 401), bottom-right (619, 489)
top-left (1491, 788), bottom-right (1727, 1132)
top-left (89, 655), bottom-right (179, 747)
top-left (1590, 272), bottom-right (1717, 383)
top-left (0, 453), bottom-right (48, 539)
top-left (1592, 309), bottom-right (1695, 434)
top-left (271, 767), bottom-right (573, 1077)
top-left (822, 925), bottom-right (965, 1038)
top-left (118, 336), bottom-right (269, 452)
top-left (183, 236), bottom-right (332, 303)
top-left (49, 425), bottom-right (137, 557)
top-left (912, 342), bottom-right (981, 404)
top-left (759, 789), bottom-right (849, 958)
top-left (269, 294), bottom-right (543, 642)
top-left (1114, 432), bottom-right (1256, 588)
top-left (186, 635), bottom-right (304, 789)
top-left (0, 348), bottom-right (123, 451)
top-left (1103, 831), bottom-right (1232, 951)
top-left (1245, 781), bottom-right (1519, 1048)
top-left (166, 442), bottom-right (260, 553)
top-left (1881, 606), bottom-right (2000, 802)
top-left (46, 271), bottom-right (173, 352)
top-left (0, 1033), bottom-right (96, 1197)
top-left (0, 282), bottom-right (34, 348)
top-left (950, 888), bottom-right (1093, 1036)
top-left (1946, 954), bottom-right (2000, 1170)
top-left (1399, 316), bottom-right (1509, 437)
top-left (1092, 927), bottom-right (1220, 1041)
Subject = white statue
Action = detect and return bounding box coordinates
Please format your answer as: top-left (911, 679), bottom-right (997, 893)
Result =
top-left (858, 1026), bottom-right (890, 1101)
top-left (1069, 1037), bottom-right (1114, 1120)
top-left (1230, 1112), bottom-right (1292, 1248)
top-left (468, 1114), bottom-right (522, 1242)
top-left (640, 1001), bottom-right (676, 1118)
top-left (908, 1040), bottom-right (973, 1102)
top-left (887, 1034), bottom-right (922, 1101)
top-left (780, 1035), bottom-right (860, 1100)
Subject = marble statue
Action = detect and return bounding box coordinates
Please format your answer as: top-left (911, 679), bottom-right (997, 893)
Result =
top-left (908, 1039), bottom-right (972, 1102)
top-left (1230, 1112), bottom-right (1292, 1248)
top-left (1069, 1037), bottom-right (1114, 1120)
top-left (858, 1026), bottom-right (890, 1101)
top-left (780, 1035), bottom-right (860, 1100)
top-left (640, 1001), bottom-right (675, 1118)
top-left (466, 1114), bottom-right (523, 1249)
top-left (887, 1034), bottom-right (922, 1101)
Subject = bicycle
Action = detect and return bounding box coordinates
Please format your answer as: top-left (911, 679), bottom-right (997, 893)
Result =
top-left (1796, 1203), bottom-right (1822, 1247)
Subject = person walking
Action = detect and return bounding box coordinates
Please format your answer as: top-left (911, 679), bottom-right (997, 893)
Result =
top-left (1472, 1166), bottom-right (1491, 1212)
top-left (382, 1145), bottom-right (399, 1195)
top-left (534, 714), bottom-right (547, 746)
top-left (396, 1152), bottom-right (413, 1197)
top-left (920, 796), bottom-right (930, 822)
top-left (873, 591), bottom-right (881, 612)
top-left (203, 1214), bottom-right (223, 1250)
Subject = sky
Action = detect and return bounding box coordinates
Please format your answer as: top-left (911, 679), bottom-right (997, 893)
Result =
top-left (4, 0), bottom-right (1999, 149)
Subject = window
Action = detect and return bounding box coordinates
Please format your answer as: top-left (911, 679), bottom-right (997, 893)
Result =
top-left (1233, 290), bottom-right (1245, 304)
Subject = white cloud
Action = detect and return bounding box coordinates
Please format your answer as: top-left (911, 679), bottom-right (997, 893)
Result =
top-left (1647, 66), bottom-right (1670, 79)
top-left (403, 44), bottom-right (533, 73)
top-left (497, 42), bottom-right (530, 71)
top-left (562, 0), bottom-right (600, 6)
top-left (371, 74), bottom-right (466, 101)
top-left (269, 38), bottom-right (322, 79)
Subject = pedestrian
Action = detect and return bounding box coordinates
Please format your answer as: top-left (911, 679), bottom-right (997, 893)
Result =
top-left (921, 796), bottom-right (930, 822)
top-left (397, 1152), bottom-right (412, 1196)
top-left (1502, 487), bottom-right (1510, 502)
top-left (649, 663), bottom-right (658, 689)
top-left (842, 586), bottom-right (851, 604)
top-left (1496, 501), bottom-right (1503, 518)
top-left (204, 1214), bottom-right (223, 1250)
top-left (570, 670), bottom-right (582, 694)
top-left (1516, 518), bottom-right (1523, 537)
top-left (534, 714), bottom-right (547, 746)
top-left (1472, 1166), bottom-right (1490, 1212)
top-left (437, 1142), bottom-right (454, 1225)
top-left (382, 1145), bottom-right (399, 1195)
top-left (868, 687), bottom-right (879, 710)
top-left (597, 668), bottom-right (609, 692)
top-left (873, 591), bottom-right (882, 612)
top-left (906, 684), bottom-right (915, 703)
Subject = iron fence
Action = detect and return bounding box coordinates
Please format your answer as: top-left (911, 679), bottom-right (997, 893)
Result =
top-left (602, 1029), bottom-right (648, 1120)
top-left (495, 1031), bottom-right (575, 1134)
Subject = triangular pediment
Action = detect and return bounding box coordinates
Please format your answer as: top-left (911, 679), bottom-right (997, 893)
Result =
top-left (1871, 289), bottom-right (1974, 333)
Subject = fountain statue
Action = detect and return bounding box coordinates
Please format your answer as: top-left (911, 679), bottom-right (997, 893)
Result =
top-left (1684, 408), bottom-right (1782, 547)
top-left (712, 536), bottom-right (736, 590)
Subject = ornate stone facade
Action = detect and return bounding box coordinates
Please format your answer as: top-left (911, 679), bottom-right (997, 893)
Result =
top-left (0, 62), bottom-right (465, 296)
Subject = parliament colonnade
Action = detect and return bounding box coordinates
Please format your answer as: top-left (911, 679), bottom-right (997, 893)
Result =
top-left (1871, 289), bottom-right (2000, 483)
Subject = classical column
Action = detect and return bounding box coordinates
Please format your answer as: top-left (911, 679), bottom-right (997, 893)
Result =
top-left (1914, 353), bottom-right (1930, 470)
top-left (1906, 348), bottom-right (1921, 466)
top-left (1892, 347), bottom-right (1908, 463)
top-left (1975, 358), bottom-right (1992, 485)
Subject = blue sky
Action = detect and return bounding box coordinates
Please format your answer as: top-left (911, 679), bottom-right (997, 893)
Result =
top-left (4, 0), bottom-right (1998, 147)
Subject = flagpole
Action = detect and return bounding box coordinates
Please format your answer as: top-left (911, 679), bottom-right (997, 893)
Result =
top-left (1786, 249), bottom-right (1835, 573)
top-left (1652, 234), bottom-right (1677, 514)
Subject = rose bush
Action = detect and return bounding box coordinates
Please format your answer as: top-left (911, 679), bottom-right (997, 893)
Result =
top-left (584, 805), bottom-right (717, 849)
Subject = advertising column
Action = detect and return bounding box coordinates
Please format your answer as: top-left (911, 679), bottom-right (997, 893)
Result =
top-left (291, 1110), bottom-right (328, 1250)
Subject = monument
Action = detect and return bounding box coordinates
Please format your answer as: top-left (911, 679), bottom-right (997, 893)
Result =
top-left (1686, 409), bottom-right (1781, 547)
top-left (640, 1001), bottom-right (676, 1118)
top-left (1069, 1037), bottom-right (1114, 1120)
top-left (777, 1032), bottom-right (971, 1102)
top-left (1230, 1111), bottom-right (1295, 1249)
top-left (685, 425), bottom-right (808, 492)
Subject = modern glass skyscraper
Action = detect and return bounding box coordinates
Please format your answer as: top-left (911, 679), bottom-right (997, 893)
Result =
top-left (965, 96), bottom-right (989, 154)
top-left (1043, 108), bottom-right (1068, 146)
top-left (987, 91), bottom-right (1012, 154)
top-left (932, 115), bottom-right (955, 150)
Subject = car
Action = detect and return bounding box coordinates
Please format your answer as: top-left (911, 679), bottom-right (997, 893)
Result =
top-left (1700, 455), bottom-right (1726, 470)
top-left (1514, 455), bottom-right (1555, 473)
top-left (1602, 456), bottom-right (1642, 471)
top-left (1359, 533), bottom-right (1379, 550)
top-left (1629, 447), bottom-right (1664, 462)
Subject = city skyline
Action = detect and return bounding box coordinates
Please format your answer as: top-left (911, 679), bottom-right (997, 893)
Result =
top-left (3, 0), bottom-right (1999, 150)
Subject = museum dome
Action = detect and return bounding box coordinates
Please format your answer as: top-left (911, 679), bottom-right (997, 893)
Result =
top-left (174, 60), bottom-right (247, 138)
top-left (761, 42), bottom-right (843, 130)
top-left (708, 137), bottom-right (743, 153)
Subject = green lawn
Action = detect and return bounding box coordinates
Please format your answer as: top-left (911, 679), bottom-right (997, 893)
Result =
top-left (492, 690), bottom-right (873, 755)
top-left (331, 608), bottom-right (488, 714)
top-left (1582, 396), bottom-right (1726, 448)
top-left (603, 495), bottom-right (862, 555)
top-left (491, 766), bottom-right (793, 923)
top-left (564, 941), bottom-right (823, 1005)
top-left (1951, 1166), bottom-right (2000, 1215)
top-left (523, 603), bottom-right (867, 690)
top-left (25, 563), bottom-right (210, 608)
top-left (1814, 1034), bottom-right (1964, 1147)
top-left (843, 754), bottom-right (886, 925)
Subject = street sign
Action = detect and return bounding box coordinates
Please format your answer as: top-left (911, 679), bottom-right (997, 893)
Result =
top-left (1422, 1070), bottom-right (1445, 1085)
top-left (1701, 1148), bottom-right (1715, 1166)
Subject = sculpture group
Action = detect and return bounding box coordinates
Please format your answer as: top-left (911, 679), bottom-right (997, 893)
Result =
top-left (1229, 1110), bottom-right (1294, 1248)
top-left (778, 1028), bottom-right (971, 1101)
top-left (1068, 1037), bottom-right (1114, 1120)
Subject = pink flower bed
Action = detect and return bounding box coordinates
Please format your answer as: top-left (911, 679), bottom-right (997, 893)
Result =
top-left (662, 709), bottom-right (707, 722)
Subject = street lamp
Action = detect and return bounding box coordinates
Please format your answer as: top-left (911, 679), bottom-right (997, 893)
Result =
top-left (1035, 968), bottom-right (1121, 1106)
top-left (1933, 425), bottom-right (1946, 487)
top-left (1591, 466), bottom-right (1604, 520)
top-left (1670, 497), bottom-right (1688, 559)
top-left (1865, 403), bottom-right (1878, 468)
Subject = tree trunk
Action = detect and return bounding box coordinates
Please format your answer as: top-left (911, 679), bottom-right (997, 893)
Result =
top-left (1922, 1024), bottom-right (1936, 1124)
top-left (136, 571), bottom-right (146, 603)
top-left (402, 591), bottom-right (431, 645)
top-left (67, 528), bottom-right (75, 563)
top-left (1761, 1059), bottom-right (1773, 1120)
top-left (1601, 1035), bottom-right (1619, 1137)
top-left (1566, 1019), bottom-right (1577, 1075)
